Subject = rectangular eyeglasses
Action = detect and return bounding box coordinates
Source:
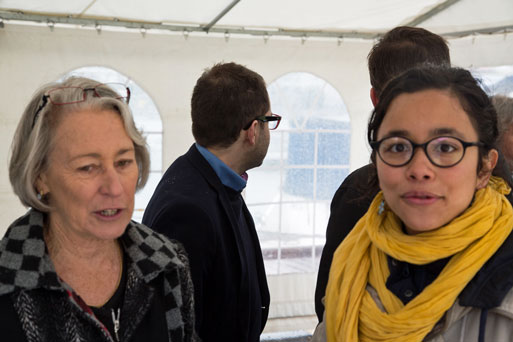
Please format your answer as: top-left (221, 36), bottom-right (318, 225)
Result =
top-left (32, 83), bottom-right (130, 128)
top-left (243, 113), bottom-right (282, 130)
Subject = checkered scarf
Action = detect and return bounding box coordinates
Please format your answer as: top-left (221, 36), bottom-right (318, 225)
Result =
top-left (0, 209), bottom-right (197, 342)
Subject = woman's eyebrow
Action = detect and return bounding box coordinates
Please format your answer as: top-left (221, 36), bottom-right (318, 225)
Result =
top-left (430, 127), bottom-right (465, 138)
top-left (380, 127), bottom-right (465, 139)
top-left (69, 147), bottom-right (135, 162)
top-left (117, 147), bottom-right (135, 156)
top-left (380, 129), bottom-right (409, 139)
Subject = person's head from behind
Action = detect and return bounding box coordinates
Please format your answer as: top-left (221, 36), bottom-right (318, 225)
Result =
top-left (368, 66), bottom-right (500, 235)
top-left (368, 26), bottom-right (450, 105)
top-left (191, 62), bottom-right (273, 171)
top-left (9, 77), bottom-right (149, 238)
top-left (492, 95), bottom-right (513, 171)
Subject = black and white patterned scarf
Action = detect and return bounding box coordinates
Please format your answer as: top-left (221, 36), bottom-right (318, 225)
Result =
top-left (0, 209), bottom-right (196, 342)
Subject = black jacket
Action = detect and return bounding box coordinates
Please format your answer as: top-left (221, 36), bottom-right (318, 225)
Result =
top-left (0, 210), bottom-right (196, 342)
top-left (315, 164), bottom-right (376, 321)
top-left (143, 144), bottom-right (270, 342)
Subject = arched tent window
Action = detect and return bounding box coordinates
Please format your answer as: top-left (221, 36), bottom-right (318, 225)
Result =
top-left (245, 72), bottom-right (351, 275)
top-left (63, 67), bottom-right (163, 222)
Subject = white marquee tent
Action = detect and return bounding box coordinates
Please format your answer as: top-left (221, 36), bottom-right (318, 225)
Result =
top-left (1, 0), bottom-right (512, 335)
top-left (1, 0), bottom-right (512, 37)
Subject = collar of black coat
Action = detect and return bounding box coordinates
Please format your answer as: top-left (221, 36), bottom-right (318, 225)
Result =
top-left (0, 209), bottom-right (186, 296)
top-left (459, 228), bottom-right (513, 308)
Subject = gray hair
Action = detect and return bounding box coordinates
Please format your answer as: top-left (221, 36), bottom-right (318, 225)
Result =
top-left (9, 76), bottom-right (150, 212)
top-left (492, 95), bottom-right (513, 143)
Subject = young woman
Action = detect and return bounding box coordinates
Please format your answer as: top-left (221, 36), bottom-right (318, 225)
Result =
top-left (315, 66), bottom-right (513, 342)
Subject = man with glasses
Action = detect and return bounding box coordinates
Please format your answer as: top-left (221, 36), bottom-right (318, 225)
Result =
top-left (143, 62), bottom-right (279, 342)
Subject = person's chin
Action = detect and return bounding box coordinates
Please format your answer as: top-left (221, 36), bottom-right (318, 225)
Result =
top-left (93, 210), bottom-right (131, 232)
top-left (403, 218), bottom-right (446, 235)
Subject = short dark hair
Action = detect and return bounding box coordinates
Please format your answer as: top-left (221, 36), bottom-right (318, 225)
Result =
top-left (191, 62), bottom-right (270, 148)
top-left (368, 26), bottom-right (450, 97)
top-left (367, 66), bottom-right (508, 185)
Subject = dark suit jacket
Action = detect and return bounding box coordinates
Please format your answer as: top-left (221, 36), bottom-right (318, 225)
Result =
top-left (142, 144), bottom-right (270, 342)
top-left (314, 163), bottom-right (378, 322)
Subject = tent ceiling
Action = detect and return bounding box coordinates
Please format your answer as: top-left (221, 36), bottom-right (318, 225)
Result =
top-left (0, 0), bottom-right (512, 39)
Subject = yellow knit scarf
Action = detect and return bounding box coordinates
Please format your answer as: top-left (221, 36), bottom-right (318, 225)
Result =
top-left (325, 177), bottom-right (513, 342)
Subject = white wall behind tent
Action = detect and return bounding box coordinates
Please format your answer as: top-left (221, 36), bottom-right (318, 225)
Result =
top-left (0, 0), bottom-right (512, 331)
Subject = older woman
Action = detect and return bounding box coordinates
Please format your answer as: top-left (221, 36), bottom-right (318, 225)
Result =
top-left (0, 77), bottom-right (196, 341)
top-left (314, 66), bottom-right (513, 342)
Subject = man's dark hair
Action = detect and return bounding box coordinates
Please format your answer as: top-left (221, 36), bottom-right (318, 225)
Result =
top-left (191, 62), bottom-right (270, 148)
top-left (368, 26), bottom-right (450, 97)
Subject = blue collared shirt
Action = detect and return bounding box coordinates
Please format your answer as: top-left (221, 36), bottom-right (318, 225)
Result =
top-left (195, 143), bottom-right (247, 192)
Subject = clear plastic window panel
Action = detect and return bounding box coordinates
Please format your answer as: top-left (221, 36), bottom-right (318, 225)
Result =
top-left (246, 72), bottom-right (351, 275)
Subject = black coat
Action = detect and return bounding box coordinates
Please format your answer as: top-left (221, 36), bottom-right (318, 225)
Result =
top-left (0, 210), bottom-right (196, 342)
top-left (143, 145), bottom-right (270, 342)
top-left (314, 164), bottom-right (377, 322)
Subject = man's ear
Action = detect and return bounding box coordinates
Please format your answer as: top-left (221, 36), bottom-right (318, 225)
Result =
top-left (370, 87), bottom-right (379, 107)
top-left (476, 149), bottom-right (499, 189)
top-left (244, 120), bottom-right (258, 146)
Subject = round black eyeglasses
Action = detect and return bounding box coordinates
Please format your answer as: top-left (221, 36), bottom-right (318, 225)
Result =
top-left (370, 136), bottom-right (484, 168)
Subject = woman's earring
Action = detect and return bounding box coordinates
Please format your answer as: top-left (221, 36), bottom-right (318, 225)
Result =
top-left (378, 199), bottom-right (385, 215)
top-left (37, 190), bottom-right (44, 200)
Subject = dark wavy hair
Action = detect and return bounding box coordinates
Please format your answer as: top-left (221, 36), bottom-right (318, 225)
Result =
top-left (366, 65), bottom-right (509, 189)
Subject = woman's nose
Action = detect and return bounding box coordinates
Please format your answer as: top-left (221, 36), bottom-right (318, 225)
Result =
top-left (406, 148), bottom-right (435, 180)
top-left (100, 167), bottom-right (124, 196)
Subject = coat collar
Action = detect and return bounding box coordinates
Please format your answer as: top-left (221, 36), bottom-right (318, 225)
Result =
top-left (0, 209), bottom-right (186, 295)
top-left (459, 228), bottom-right (513, 308)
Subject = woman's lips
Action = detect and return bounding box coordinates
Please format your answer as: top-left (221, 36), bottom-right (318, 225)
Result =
top-left (401, 191), bottom-right (441, 205)
top-left (94, 208), bottom-right (124, 219)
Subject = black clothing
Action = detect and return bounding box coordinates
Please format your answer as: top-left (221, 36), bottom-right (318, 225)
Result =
top-left (315, 164), bottom-right (377, 321)
top-left (386, 256), bottom-right (450, 305)
top-left (143, 144), bottom-right (270, 342)
top-left (91, 253), bottom-right (127, 341)
top-left (0, 210), bottom-right (196, 342)
top-left (225, 185), bottom-right (263, 339)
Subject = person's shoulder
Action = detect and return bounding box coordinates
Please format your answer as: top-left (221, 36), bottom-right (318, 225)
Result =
top-left (160, 153), bottom-right (201, 184)
top-left (124, 222), bottom-right (191, 270)
top-left (147, 160), bottom-right (214, 211)
top-left (331, 163), bottom-right (376, 205)
top-left (147, 154), bottom-right (222, 217)
top-left (144, 189), bottom-right (218, 225)
top-left (494, 287), bottom-right (513, 316)
top-left (158, 149), bottom-right (215, 194)
top-left (341, 164), bottom-right (374, 188)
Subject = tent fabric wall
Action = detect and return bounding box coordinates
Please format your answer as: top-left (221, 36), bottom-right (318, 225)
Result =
top-left (0, 23), bottom-right (373, 226)
top-left (1, 0), bottom-right (512, 37)
top-left (1, 22), bottom-right (512, 322)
